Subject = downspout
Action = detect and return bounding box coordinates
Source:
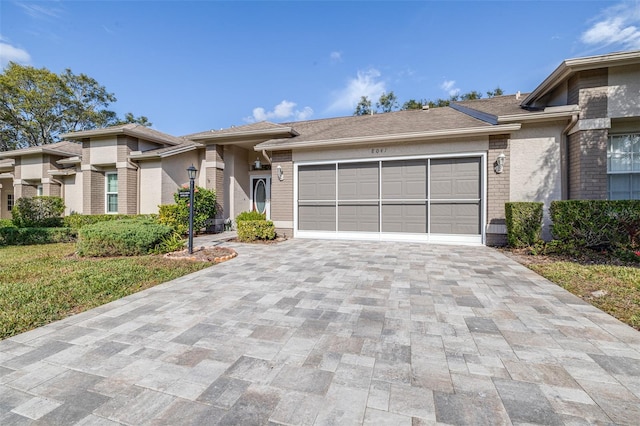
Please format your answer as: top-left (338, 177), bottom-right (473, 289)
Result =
top-left (128, 159), bottom-right (140, 214)
top-left (561, 114), bottom-right (578, 200)
top-left (50, 177), bottom-right (64, 209)
top-left (261, 150), bottom-right (272, 165)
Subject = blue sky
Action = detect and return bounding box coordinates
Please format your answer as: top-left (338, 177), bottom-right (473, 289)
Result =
top-left (1, 1), bottom-right (640, 136)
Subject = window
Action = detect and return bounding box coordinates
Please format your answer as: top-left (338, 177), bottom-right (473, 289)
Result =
top-left (36, 184), bottom-right (43, 196)
top-left (7, 194), bottom-right (13, 211)
top-left (608, 133), bottom-right (640, 200)
top-left (106, 172), bottom-right (118, 213)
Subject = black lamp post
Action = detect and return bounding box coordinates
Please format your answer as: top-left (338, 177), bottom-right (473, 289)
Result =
top-left (187, 164), bottom-right (197, 254)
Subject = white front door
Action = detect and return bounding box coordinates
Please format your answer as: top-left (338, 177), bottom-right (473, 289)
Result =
top-left (251, 176), bottom-right (271, 219)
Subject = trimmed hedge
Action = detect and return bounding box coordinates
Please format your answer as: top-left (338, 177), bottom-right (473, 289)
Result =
top-left (0, 227), bottom-right (77, 246)
top-left (76, 219), bottom-right (173, 257)
top-left (505, 202), bottom-right (544, 248)
top-left (550, 200), bottom-right (640, 249)
top-left (157, 204), bottom-right (188, 235)
top-left (63, 214), bottom-right (158, 229)
top-left (236, 210), bottom-right (266, 222)
top-left (11, 196), bottom-right (65, 228)
top-left (237, 220), bottom-right (276, 242)
top-left (0, 219), bottom-right (15, 228)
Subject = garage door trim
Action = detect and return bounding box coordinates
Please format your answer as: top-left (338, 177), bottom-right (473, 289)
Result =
top-left (293, 152), bottom-right (487, 245)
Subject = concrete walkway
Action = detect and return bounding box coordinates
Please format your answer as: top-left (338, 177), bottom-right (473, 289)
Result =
top-left (1, 239), bottom-right (640, 425)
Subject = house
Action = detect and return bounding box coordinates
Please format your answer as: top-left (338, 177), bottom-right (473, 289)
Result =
top-left (0, 50), bottom-right (638, 245)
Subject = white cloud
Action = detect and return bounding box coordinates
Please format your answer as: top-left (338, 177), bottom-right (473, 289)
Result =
top-left (327, 68), bottom-right (386, 112)
top-left (0, 40), bottom-right (31, 67)
top-left (581, 2), bottom-right (640, 49)
top-left (440, 79), bottom-right (460, 97)
top-left (16, 3), bottom-right (62, 19)
top-left (245, 100), bottom-right (314, 123)
top-left (330, 51), bottom-right (342, 62)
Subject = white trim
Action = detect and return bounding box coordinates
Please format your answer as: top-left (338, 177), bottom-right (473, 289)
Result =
top-left (293, 152), bottom-right (487, 246)
top-left (105, 172), bottom-right (118, 214)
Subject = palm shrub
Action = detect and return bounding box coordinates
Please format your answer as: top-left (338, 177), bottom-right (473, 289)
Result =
top-left (157, 186), bottom-right (216, 234)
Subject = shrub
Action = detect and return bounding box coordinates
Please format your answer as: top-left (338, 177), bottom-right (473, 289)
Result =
top-left (550, 200), bottom-right (640, 249)
top-left (76, 219), bottom-right (173, 257)
top-left (157, 186), bottom-right (216, 234)
top-left (0, 227), bottom-right (76, 246)
top-left (237, 220), bottom-right (276, 242)
top-left (0, 219), bottom-right (15, 228)
top-left (11, 196), bottom-right (65, 228)
top-left (236, 210), bottom-right (266, 222)
top-left (63, 213), bottom-right (157, 229)
top-left (151, 232), bottom-right (186, 254)
top-left (505, 202), bottom-right (544, 248)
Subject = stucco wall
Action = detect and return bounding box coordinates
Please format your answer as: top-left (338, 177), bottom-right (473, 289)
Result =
top-left (88, 137), bottom-right (118, 165)
top-left (19, 154), bottom-right (42, 180)
top-left (139, 160), bottom-right (162, 213)
top-left (608, 64), bottom-right (640, 118)
top-left (0, 178), bottom-right (13, 220)
top-left (62, 173), bottom-right (83, 215)
top-left (160, 151), bottom-right (202, 208)
top-left (292, 137), bottom-right (489, 163)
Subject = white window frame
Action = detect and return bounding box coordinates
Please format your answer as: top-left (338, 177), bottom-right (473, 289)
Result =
top-left (36, 184), bottom-right (43, 196)
top-left (105, 172), bottom-right (118, 214)
top-left (607, 133), bottom-right (640, 200)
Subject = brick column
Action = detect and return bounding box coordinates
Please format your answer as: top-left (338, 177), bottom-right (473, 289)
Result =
top-left (567, 129), bottom-right (608, 200)
top-left (205, 144), bottom-right (225, 231)
top-left (486, 134), bottom-right (510, 246)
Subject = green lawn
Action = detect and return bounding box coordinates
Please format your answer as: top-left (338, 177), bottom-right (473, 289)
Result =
top-left (527, 260), bottom-right (640, 330)
top-left (0, 243), bottom-right (213, 339)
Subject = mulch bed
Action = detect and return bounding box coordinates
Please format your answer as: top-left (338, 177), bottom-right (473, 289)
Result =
top-left (164, 246), bottom-right (237, 263)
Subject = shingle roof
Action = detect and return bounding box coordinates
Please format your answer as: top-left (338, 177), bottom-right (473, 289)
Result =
top-left (256, 107), bottom-right (494, 149)
top-left (0, 141), bottom-right (82, 159)
top-left (184, 121), bottom-right (293, 139)
top-left (61, 124), bottom-right (185, 146)
top-left (447, 94), bottom-right (535, 125)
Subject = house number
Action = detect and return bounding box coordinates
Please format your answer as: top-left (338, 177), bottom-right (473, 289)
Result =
top-left (371, 147), bottom-right (388, 154)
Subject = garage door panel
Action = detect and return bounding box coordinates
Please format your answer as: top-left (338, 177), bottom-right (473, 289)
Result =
top-left (382, 160), bottom-right (427, 199)
top-left (430, 202), bottom-right (480, 234)
top-left (338, 202), bottom-right (379, 232)
top-left (298, 204), bottom-right (336, 231)
top-left (431, 158), bottom-right (480, 199)
top-left (298, 164), bottom-right (336, 201)
top-left (382, 202), bottom-right (427, 233)
top-left (338, 162), bottom-right (378, 200)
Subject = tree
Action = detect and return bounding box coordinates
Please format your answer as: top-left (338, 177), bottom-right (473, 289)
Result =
top-left (115, 112), bottom-right (153, 127)
top-left (459, 90), bottom-right (483, 101)
top-left (486, 87), bottom-right (504, 98)
top-left (354, 96), bottom-right (373, 116)
top-left (377, 91), bottom-right (399, 113)
top-left (0, 62), bottom-right (150, 151)
top-left (401, 99), bottom-right (425, 110)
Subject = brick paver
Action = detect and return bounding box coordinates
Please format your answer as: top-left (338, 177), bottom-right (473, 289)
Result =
top-left (1, 239), bottom-right (640, 425)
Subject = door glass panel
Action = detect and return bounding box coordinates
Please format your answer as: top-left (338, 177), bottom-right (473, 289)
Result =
top-left (254, 179), bottom-right (266, 214)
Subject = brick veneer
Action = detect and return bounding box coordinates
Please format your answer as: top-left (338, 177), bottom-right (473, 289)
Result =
top-left (205, 144), bottom-right (225, 222)
top-left (568, 68), bottom-right (608, 119)
top-left (270, 150), bottom-right (293, 236)
top-left (486, 134), bottom-right (510, 246)
top-left (567, 129), bottom-right (608, 200)
top-left (83, 170), bottom-right (105, 214)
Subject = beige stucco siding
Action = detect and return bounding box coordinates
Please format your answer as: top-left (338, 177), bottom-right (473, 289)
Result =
top-left (292, 137), bottom-right (489, 163)
top-left (88, 137), bottom-right (118, 165)
top-left (19, 154), bottom-right (43, 180)
top-left (139, 161), bottom-right (162, 213)
top-left (160, 151), bottom-right (202, 208)
top-left (62, 173), bottom-right (83, 215)
top-left (608, 64), bottom-right (640, 118)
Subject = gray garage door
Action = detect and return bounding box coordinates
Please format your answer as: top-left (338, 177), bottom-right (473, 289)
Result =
top-left (297, 157), bottom-right (481, 239)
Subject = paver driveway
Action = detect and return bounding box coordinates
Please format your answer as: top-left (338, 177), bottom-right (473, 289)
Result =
top-left (1, 239), bottom-right (640, 425)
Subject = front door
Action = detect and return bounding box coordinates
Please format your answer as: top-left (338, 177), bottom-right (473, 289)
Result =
top-left (251, 176), bottom-right (271, 219)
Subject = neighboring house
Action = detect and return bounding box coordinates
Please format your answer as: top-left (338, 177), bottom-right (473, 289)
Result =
top-left (0, 50), bottom-right (638, 245)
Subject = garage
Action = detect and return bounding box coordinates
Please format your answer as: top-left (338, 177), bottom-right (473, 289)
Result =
top-left (295, 155), bottom-right (484, 244)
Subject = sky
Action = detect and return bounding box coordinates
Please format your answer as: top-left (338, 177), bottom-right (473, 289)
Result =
top-left (1, 0), bottom-right (640, 136)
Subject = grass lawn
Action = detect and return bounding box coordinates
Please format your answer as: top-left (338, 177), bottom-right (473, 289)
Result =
top-left (507, 250), bottom-right (640, 330)
top-left (0, 243), bottom-right (214, 339)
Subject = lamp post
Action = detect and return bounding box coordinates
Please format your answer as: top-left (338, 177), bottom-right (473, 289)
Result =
top-left (187, 164), bottom-right (197, 254)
